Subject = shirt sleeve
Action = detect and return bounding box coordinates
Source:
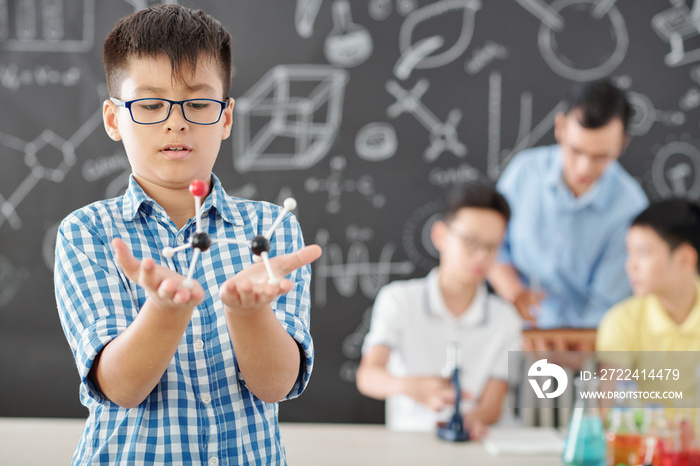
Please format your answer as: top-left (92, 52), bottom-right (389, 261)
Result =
top-left (361, 284), bottom-right (402, 354)
top-left (495, 154), bottom-right (525, 265)
top-left (272, 212), bottom-right (315, 401)
top-left (578, 221), bottom-right (634, 328)
top-left (54, 214), bottom-right (137, 403)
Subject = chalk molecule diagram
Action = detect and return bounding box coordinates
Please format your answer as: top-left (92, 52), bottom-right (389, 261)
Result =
top-left (386, 78), bottom-right (467, 162)
top-left (162, 179), bottom-right (297, 287)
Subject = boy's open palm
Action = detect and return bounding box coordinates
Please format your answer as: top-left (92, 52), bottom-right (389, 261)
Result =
top-left (220, 244), bottom-right (322, 314)
top-left (112, 238), bottom-right (205, 310)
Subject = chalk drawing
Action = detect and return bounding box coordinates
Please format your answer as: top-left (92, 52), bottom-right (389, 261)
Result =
top-left (627, 90), bottom-right (685, 137)
top-left (305, 155), bottom-right (386, 214)
top-left (0, 0), bottom-right (95, 52)
top-left (386, 78), bottom-right (467, 162)
top-left (324, 0), bottom-right (373, 68)
top-left (652, 0), bottom-right (700, 68)
top-left (0, 99), bottom-right (101, 229)
top-left (516, 0), bottom-right (628, 81)
top-left (464, 40), bottom-right (509, 75)
top-left (396, 0), bottom-right (418, 16)
top-left (0, 63), bottom-right (80, 91)
top-left (691, 64), bottom-right (700, 85)
top-left (295, 0), bottom-right (323, 38)
top-left (428, 162), bottom-right (480, 188)
top-left (680, 87), bottom-right (700, 111)
top-left (486, 71), bottom-right (564, 180)
top-left (395, 0), bottom-right (482, 79)
top-left (651, 139), bottom-right (700, 199)
top-left (233, 65), bottom-right (349, 172)
top-left (81, 151), bottom-right (129, 183)
top-left (369, 0), bottom-right (392, 20)
top-left (355, 122), bottom-right (398, 162)
top-left (369, 0), bottom-right (419, 21)
top-left (401, 200), bottom-right (443, 271)
top-left (314, 228), bottom-right (414, 306)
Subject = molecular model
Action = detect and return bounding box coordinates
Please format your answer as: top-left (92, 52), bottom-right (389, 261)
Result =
top-left (162, 179), bottom-right (297, 288)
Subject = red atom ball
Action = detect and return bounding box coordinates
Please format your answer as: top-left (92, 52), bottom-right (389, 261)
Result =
top-left (189, 179), bottom-right (208, 197)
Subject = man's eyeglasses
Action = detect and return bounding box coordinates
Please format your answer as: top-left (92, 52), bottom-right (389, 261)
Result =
top-left (560, 141), bottom-right (620, 167)
top-left (110, 97), bottom-right (229, 125)
top-left (447, 227), bottom-right (501, 256)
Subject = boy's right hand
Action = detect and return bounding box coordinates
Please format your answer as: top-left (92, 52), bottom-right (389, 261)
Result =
top-left (403, 376), bottom-right (472, 412)
top-left (112, 238), bottom-right (204, 310)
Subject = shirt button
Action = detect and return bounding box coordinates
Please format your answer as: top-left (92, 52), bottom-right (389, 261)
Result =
top-left (194, 339), bottom-right (204, 349)
top-left (177, 234), bottom-right (185, 243)
top-left (209, 457), bottom-right (219, 466)
top-left (201, 393), bottom-right (212, 404)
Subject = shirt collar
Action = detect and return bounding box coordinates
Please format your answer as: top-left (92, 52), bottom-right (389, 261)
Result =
top-left (121, 173), bottom-right (244, 226)
top-left (645, 279), bottom-right (700, 336)
top-left (122, 175), bottom-right (155, 221)
top-left (206, 173), bottom-right (244, 226)
top-left (426, 268), bottom-right (488, 326)
top-left (544, 145), bottom-right (564, 189)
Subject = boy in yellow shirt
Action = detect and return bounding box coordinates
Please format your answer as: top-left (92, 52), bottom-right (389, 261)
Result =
top-left (596, 199), bottom-right (700, 399)
top-left (597, 199), bottom-right (700, 352)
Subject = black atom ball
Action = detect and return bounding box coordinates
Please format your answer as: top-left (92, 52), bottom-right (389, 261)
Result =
top-left (192, 232), bottom-right (212, 251)
top-left (250, 235), bottom-right (271, 256)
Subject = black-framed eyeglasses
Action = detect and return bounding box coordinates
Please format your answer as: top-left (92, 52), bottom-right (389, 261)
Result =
top-left (110, 97), bottom-right (229, 125)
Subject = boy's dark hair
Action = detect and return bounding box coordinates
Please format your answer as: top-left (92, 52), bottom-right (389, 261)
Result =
top-left (103, 5), bottom-right (232, 98)
top-left (444, 182), bottom-right (511, 223)
top-left (632, 199), bottom-right (700, 271)
top-left (562, 78), bottom-right (632, 133)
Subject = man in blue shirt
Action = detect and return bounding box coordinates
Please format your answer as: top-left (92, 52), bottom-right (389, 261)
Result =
top-left (488, 79), bottom-right (648, 335)
top-left (54, 5), bottom-right (320, 464)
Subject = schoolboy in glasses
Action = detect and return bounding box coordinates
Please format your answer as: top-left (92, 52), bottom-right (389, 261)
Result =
top-left (356, 183), bottom-right (522, 439)
top-left (54, 5), bottom-right (320, 464)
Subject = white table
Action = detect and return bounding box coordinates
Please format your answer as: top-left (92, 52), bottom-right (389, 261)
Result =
top-left (0, 418), bottom-right (564, 465)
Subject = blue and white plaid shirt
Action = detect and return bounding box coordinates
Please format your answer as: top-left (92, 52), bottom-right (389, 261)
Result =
top-left (55, 174), bottom-right (313, 465)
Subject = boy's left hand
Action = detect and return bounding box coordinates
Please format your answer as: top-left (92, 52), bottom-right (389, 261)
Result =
top-left (220, 244), bottom-right (322, 314)
top-left (465, 414), bottom-right (488, 441)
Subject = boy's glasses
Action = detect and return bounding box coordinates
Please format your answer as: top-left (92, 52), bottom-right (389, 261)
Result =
top-left (110, 97), bottom-right (229, 125)
top-left (447, 227), bottom-right (501, 256)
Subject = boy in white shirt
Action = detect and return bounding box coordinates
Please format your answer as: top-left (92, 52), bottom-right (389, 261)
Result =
top-left (356, 183), bottom-right (522, 439)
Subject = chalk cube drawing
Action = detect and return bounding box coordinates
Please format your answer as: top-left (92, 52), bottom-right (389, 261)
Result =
top-left (233, 65), bottom-right (349, 172)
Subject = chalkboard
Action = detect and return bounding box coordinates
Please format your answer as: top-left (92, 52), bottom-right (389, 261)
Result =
top-left (1, 0), bottom-right (698, 424)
